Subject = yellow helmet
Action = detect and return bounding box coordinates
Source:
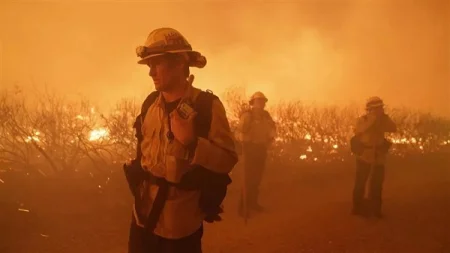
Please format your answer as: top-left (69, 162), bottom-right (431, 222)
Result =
top-left (249, 91), bottom-right (268, 105)
top-left (366, 96), bottom-right (384, 110)
top-left (136, 27), bottom-right (207, 68)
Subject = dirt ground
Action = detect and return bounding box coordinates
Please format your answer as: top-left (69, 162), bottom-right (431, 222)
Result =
top-left (1, 153), bottom-right (449, 253)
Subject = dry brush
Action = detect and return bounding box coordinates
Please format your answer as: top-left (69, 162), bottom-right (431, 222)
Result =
top-left (0, 86), bottom-right (449, 175)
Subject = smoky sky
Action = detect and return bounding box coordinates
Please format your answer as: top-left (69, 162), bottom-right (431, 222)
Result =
top-left (0, 0), bottom-right (449, 115)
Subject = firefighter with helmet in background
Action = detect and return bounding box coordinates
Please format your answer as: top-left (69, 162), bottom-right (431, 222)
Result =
top-left (237, 91), bottom-right (276, 217)
top-left (351, 96), bottom-right (397, 218)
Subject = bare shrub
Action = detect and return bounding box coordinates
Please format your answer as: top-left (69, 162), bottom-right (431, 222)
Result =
top-left (0, 87), bottom-right (37, 171)
top-left (31, 90), bottom-right (115, 173)
top-left (101, 97), bottom-right (140, 162)
top-left (0, 87), bottom-right (115, 175)
top-left (222, 86), bottom-right (250, 134)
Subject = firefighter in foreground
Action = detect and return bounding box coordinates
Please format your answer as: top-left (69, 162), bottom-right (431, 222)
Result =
top-left (351, 96), bottom-right (397, 218)
top-left (124, 27), bottom-right (238, 253)
top-left (237, 92), bottom-right (276, 217)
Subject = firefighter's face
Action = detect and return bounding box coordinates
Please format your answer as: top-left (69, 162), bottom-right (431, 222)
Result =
top-left (252, 98), bottom-right (266, 109)
top-left (369, 106), bottom-right (385, 116)
top-left (147, 54), bottom-right (185, 92)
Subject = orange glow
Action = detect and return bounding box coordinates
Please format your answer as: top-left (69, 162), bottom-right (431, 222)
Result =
top-left (0, 1), bottom-right (448, 116)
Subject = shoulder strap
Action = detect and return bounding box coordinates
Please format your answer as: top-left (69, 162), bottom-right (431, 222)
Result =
top-left (193, 90), bottom-right (217, 138)
top-left (141, 91), bottom-right (161, 123)
top-left (133, 91), bottom-right (160, 159)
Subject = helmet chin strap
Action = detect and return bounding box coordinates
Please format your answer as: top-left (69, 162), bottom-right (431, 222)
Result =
top-left (187, 74), bottom-right (194, 86)
top-left (174, 74), bottom-right (195, 100)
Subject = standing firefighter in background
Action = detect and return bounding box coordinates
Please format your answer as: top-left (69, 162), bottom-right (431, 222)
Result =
top-left (351, 96), bottom-right (397, 218)
top-left (237, 91), bottom-right (276, 217)
top-left (124, 27), bottom-right (238, 253)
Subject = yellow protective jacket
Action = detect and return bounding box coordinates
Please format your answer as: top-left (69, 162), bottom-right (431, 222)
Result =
top-left (237, 109), bottom-right (276, 145)
top-left (134, 86), bottom-right (238, 239)
top-left (354, 114), bottom-right (397, 165)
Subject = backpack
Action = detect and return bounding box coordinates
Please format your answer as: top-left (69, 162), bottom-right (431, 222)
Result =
top-left (133, 90), bottom-right (232, 224)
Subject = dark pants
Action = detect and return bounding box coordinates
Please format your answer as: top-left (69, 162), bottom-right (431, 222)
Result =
top-left (128, 218), bottom-right (203, 253)
top-left (240, 142), bottom-right (268, 208)
top-left (352, 159), bottom-right (385, 214)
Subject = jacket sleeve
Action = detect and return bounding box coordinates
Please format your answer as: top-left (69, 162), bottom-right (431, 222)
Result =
top-left (190, 98), bottom-right (238, 174)
top-left (382, 115), bottom-right (397, 133)
top-left (238, 111), bottom-right (252, 134)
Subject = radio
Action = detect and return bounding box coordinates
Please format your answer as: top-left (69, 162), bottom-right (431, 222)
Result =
top-left (177, 102), bottom-right (195, 119)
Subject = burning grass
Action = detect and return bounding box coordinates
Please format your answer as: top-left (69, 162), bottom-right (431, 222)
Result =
top-left (0, 86), bottom-right (449, 174)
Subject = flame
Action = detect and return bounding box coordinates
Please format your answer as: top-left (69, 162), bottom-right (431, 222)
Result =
top-left (25, 129), bottom-right (41, 143)
top-left (275, 137), bottom-right (284, 142)
top-left (304, 133), bottom-right (312, 140)
top-left (89, 128), bottom-right (109, 141)
top-left (25, 136), bottom-right (40, 143)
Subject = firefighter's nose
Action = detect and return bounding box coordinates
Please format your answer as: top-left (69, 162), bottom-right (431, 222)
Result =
top-left (149, 66), bottom-right (156, 77)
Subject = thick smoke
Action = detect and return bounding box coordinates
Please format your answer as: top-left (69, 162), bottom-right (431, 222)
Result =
top-left (0, 0), bottom-right (448, 115)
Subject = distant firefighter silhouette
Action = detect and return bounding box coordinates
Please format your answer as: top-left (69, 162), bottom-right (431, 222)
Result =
top-left (236, 91), bottom-right (276, 221)
top-left (350, 97), bottom-right (397, 218)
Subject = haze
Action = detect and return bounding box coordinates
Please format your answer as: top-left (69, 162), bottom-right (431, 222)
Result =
top-left (0, 0), bottom-right (449, 115)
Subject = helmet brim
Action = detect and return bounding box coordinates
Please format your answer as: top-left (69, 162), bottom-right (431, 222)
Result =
top-left (366, 102), bottom-right (385, 110)
top-left (249, 97), bottom-right (268, 105)
top-left (137, 50), bottom-right (207, 68)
